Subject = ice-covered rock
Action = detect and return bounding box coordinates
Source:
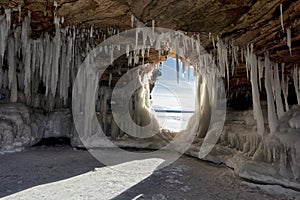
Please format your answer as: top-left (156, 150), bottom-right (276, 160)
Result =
top-left (0, 103), bottom-right (80, 153)
top-left (0, 103), bottom-right (41, 152)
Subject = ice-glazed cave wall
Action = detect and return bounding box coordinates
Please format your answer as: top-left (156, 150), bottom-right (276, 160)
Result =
top-left (0, 0), bottom-right (300, 191)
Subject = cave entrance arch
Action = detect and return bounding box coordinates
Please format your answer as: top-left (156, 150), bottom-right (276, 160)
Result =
top-left (151, 57), bottom-right (196, 132)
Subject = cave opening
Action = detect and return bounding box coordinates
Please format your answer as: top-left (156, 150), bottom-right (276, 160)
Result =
top-left (151, 57), bottom-right (196, 132)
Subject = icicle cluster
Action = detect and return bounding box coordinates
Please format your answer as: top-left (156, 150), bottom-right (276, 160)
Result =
top-left (244, 43), bottom-right (297, 134)
top-left (0, 9), bottom-right (120, 111)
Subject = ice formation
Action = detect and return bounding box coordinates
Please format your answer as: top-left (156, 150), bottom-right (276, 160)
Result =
top-left (281, 63), bottom-right (289, 111)
top-left (293, 66), bottom-right (300, 105)
top-left (247, 44), bottom-right (264, 135)
top-left (280, 4), bottom-right (284, 31)
top-left (264, 56), bottom-right (279, 132)
top-left (0, 9), bottom-right (299, 189)
top-left (0, 10), bottom-right (123, 110)
top-left (274, 63), bottom-right (284, 119)
top-left (287, 28), bottom-right (292, 55)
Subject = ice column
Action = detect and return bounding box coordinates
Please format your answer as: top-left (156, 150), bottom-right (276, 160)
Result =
top-left (8, 37), bottom-right (18, 102)
top-left (249, 45), bottom-right (264, 135)
top-left (274, 63), bottom-right (284, 118)
top-left (51, 16), bottom-right (62, 96)
top-left (264, 56), bottom-right (278, 132)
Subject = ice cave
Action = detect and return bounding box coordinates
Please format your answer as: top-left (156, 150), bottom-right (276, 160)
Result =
top-left (0, 0), bottom-right (300, 199)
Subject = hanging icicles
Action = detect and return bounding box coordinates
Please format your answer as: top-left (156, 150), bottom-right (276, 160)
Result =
top-left (0, 9), bottom-right (11, 64)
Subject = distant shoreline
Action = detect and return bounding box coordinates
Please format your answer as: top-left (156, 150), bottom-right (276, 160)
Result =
top-left (153, 110), bottom-right (194, 113)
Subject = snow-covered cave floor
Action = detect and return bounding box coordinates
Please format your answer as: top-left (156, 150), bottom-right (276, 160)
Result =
top-left (0, 146), bottom-right (298, 200)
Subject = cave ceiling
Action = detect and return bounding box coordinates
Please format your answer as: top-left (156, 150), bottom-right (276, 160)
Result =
top-left (0, 0), bottom-right (299, 72)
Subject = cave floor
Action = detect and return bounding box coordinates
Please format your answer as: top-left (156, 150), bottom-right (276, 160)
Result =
top-left (0, 146), bottom-right (298, 200)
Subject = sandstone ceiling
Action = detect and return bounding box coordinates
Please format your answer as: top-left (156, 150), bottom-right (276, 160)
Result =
top-left (0, 0), bottom-right (299, 67)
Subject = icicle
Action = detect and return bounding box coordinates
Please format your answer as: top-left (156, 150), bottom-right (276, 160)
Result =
top-left (54, 0), bottom-right (58, 10)
top-left (59, 39), bottom-right (67, 103)
top-left (265, 55), bottom-right (278, 132)
top-left (21, 13), bottom-right (31, 58)
top-left (110, 45), bottom-right (114, 65)
top-left (90, 26), bottom-right (93, 38)
top-left (109, 73), bottom-right (112, 89)
top-left (287, 28), bottom-right (292, 55)
top-left (8, 37), bottom-right (18, 102)
top-left (231, 45), bottom-right (236, 76)
top-left (152, 20), bottom-right (155, 36)
top-left (245, 45), bottom-right (250, 80)
top-left (293, 66), bottom-right (300, 105)
top-left (241, 47), bottom-right (244, 63)
top-left (0, 9), bottom-right (11, 64)
top-left (258, 57), bottom-right (263, 91)
top-left (274, 63), bottom-right (284, 119)
top-left (299, 66), bottom-right (300, 93)
top-left (24, 40), bottom-right (32, 100)
top-left (18, 4), bottom-right (22, 22)
top-left (51, 16), bottom-right (62, 96)
top-left (5, 9), bottom-right (11, 28)
top-left (281, 63), bottom-right (289, 111)
top-left (280, 4), bottom-right (284, 31)
top-left (39, 40), bottom-right (44, 79)
top-left (44, 34), bottom-right (52, 96)
top-left (131, 15), bottom-right (135, 27)
top-left (0, 68), bottom-right (3, 89)
top-left (31, 40), bottom-right (37, 74)
top-left (128, 52), bottom-right (132, 66)
top-left (249, 45), bottom-right (264, 135)
top-left (126, 44), bottom-right (130, 57)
